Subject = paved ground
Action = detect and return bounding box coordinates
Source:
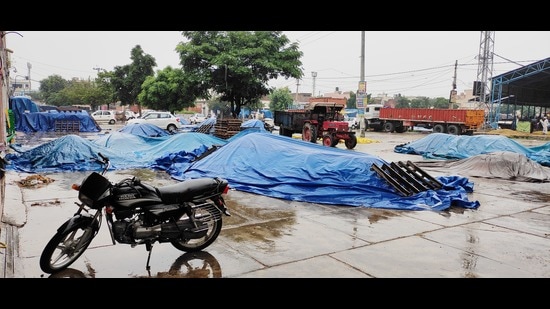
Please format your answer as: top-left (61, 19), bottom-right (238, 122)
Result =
top-left (1, 130), bottom-right (549, 278)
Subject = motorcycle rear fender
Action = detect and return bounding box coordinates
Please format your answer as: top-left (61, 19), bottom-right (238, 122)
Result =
top-left (56, 213), bottom-right (100, 235)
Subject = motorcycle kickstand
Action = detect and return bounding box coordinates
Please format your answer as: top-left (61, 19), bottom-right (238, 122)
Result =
top-left (145, 242), bottom-right (154, 276)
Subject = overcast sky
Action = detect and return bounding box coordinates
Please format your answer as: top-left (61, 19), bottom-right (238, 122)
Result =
top-left (6, 31), bottom-right (550, 99)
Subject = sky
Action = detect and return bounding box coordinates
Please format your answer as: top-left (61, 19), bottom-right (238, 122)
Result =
top-left (5, 31), bottom-right (550, 99)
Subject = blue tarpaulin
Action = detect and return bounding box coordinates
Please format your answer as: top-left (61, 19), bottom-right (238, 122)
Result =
top-left (9, 96), bottom-right (100, 133)
top-left (394, 133), bottom-right (550, 166)
top-left (5, 132), bottom-right (228, 172)
top-left (117, 123), bottom-right (170, 137)
top-left (4, 130), bottom-right (480, 211)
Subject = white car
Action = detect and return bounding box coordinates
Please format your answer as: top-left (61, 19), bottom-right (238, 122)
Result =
top-left (91, 110), bottom-right (117, 125)
top-left (127, 111), bottom-right (183, 132)
top-left (190, 113), bottom-right (206, 124)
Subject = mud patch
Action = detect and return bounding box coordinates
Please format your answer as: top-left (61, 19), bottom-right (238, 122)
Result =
top-left (222, 217), bottom-right (297, 243)
top-left (510, 190), bottom-right (550, 203)
top-left (30, 199), bottom-right (61, 207)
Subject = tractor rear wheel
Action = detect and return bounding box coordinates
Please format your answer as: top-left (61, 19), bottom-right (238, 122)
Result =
top-left (302, 123), bottom-right (317, 143)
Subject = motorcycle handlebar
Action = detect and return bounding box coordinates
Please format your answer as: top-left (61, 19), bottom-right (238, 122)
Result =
top-left (98, 152), bottom-right (108, 162)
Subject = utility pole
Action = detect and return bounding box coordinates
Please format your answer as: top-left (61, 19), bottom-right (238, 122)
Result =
top-left (93, 66), bottom-right (104, 75)
top-left (311, 72), bottom-right (317, 98)
top-left (27, 62), bottom-right (32, 92)
top-left (449, 60), bottom-right (457, 109)
top-left (295, 79), bottom-right (300, 103)
top-left (358, 31), bottom-right (366, 138)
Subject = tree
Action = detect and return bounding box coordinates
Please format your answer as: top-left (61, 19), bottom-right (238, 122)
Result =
top-left (208, 98), bottom-right (232, 118)
top-left (346, 91), bottom-right (356, 109)
top-left (395, 95), bottom-right (410, 108)
top-left (39, 75), bottom-right (70, 106)
top-left (176, 31), bottom-right (303, 118)
top-left (138, 66), bottom-right (196, 113)
top-left (57, 79), bottom-right (112, 110)
top-left (432, 97), bottom-right (456, 109)
top-left (409, 97), bottom-right (430, 108)
top-left (95, 71), bottom-right (117, 109)
top-left (110, 45), bottom-right (156, 113)
top-left (269, 87), bottom-right (293, 111)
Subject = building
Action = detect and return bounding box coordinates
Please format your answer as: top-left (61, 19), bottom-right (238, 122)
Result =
top-left (9, 76), bottom-right (30, 97)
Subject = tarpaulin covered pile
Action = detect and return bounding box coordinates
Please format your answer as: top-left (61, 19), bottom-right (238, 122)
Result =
top-left (9, 96), bottom-right (100, 133)
top-left (117, 123), bottom-right (170, 137)
top-left (394, 132), bottom-right (550, 167)
top-left (4, 130), bottom-right (480, 211)
top-left (173, 133), bottom-right (479, 211)
top-left (5, 132), bottom-right (227, 172)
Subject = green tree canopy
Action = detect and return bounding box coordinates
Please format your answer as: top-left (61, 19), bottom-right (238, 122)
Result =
top-left (395, 95), bottom-right (411, 108)
top-left (39, 74), bottom-right (70, 106)
top-left (409, 97), bottom-right (431, 108)
top-left (59, 80), bottom-right (109, 109)
top-left (269, 87), bottom-right (293, 111)
top-left (176, 31), bottom-right (303, 117)
top-left (138, 66), bottom-right (197, 113)
top-left (110, 45), bottom-right (156, 112)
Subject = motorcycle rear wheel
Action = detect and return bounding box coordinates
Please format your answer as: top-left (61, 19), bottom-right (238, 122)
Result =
top-left (171, 204), bottom-right (222, 252)
top-left (39, 223), bottom-right (96, 274)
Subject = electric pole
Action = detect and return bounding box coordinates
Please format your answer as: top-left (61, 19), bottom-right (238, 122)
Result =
top-left (311, 72), bottom-right (317, 98)
top-left (93, 66), bottom-right (104, 75)
top-left (449, 60), bottom-right (457, 109)
top-left (359, 31), bottom-right (366, 138)
top-left (27, 62), bottom-right (32, 92)
top-left (295, 79), bottom-right (300, 103)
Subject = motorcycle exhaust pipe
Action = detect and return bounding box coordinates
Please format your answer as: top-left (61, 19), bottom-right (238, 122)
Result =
top-left (133, 221), bottom-right (208, 240)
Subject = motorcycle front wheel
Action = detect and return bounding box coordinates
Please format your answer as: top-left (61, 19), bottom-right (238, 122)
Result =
top-left (39, 222), bottom-right (97, 274)
top-left (171, 203), bottom-right (223, 252)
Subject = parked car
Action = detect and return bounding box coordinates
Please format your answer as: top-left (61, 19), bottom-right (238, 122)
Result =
top-left (91, 110), bottom-right (117, 125)
top-left (126, 111), bottom-right (183, 132)
top-left (190, 113), bottom-right (206, 124)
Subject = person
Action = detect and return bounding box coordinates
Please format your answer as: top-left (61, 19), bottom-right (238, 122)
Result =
top-left (541, 117), bottom-right (549, 134)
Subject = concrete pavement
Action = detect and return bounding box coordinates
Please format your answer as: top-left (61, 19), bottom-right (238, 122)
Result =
top-left (1, 131), bottom-right (549, 278)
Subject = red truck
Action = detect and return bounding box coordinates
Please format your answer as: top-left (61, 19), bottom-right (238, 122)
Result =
top-left (364, 104), bottom-right (485, 135)
top-left (274, 97), bottom-right (358, 149)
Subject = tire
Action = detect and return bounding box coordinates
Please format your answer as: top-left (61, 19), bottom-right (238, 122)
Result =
top-left (395, 126), bottom-right (407, 133)
top-left (40, 222), bottom-right (97, 274)
top-left (383, 122), bottom-right (395, 133)
top-left (331, 137), bottom-right (339, 147)
top-left (345, 135), bottom-right (358, 149)
top-left (302, 123), bottom-right (317, 143)
top-left (447, 124), bottom-right (461, 135)
top-left (109, 119), bottom-right (116, 125)
top-left (162, 251), bottom-right (222, 278)
top-left (280, 127), bottom-right (292, 137)
top-left (322, 134), bottom-right (333, 147)
top-left (171, 203), bottom-right (223, 252)
top-left (433, 124), bottom-right (446, 133)
top-left (167, 124), bottom-right (178, 133)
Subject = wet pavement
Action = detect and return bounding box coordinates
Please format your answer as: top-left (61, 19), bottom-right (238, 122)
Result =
top-left (1, 129), bottom-right (550, 278)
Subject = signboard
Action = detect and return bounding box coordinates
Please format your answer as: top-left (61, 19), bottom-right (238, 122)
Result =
top-left (358, 81), bottom-right (366, 95)
top-left (449, 89), bottom-right (457, 103)
top-left (357, 81), bottom-right (367, 108)
top-left (356, 96), bottom-right (364, 108)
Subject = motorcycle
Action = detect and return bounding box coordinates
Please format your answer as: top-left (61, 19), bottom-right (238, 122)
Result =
top-left (39, 152), bottom-right (231, 274)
